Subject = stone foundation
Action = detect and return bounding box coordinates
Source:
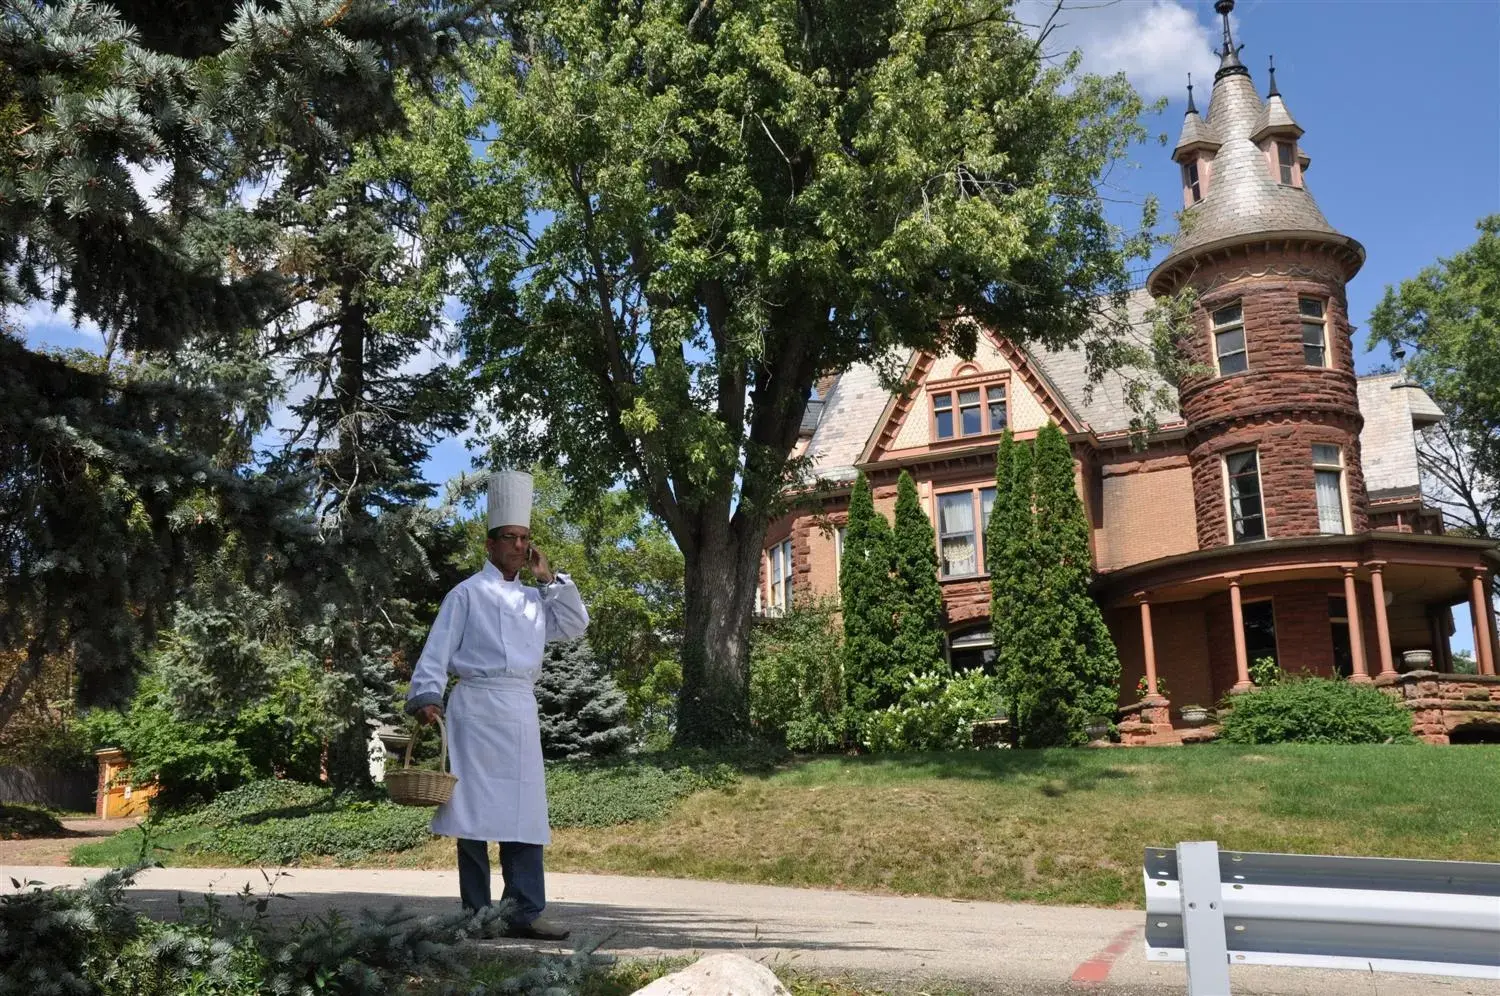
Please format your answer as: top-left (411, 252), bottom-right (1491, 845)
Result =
top-left (1377, 671), bottom-right (1500, 744)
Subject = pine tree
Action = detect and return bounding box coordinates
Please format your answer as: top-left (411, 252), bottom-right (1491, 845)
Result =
top-left (535, 638), bottom-right (632, 760)
top-left (1010, 423), bottom-right (1120, 747)
top-left (989, 431), bottom-right (1037, 734)
top-left (840, 473), bottom-right (898, 712)
top-left (0, 0), bottom-right (485, 737)
top-left (891, 471), bottom-right (946, 674)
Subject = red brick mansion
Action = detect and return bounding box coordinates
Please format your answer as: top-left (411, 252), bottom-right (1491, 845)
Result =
top-left (759, 1), bottom-right (1500, 743)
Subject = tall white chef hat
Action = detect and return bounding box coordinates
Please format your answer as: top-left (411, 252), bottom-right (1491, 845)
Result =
top-left (486, 470), bottom-right (533, 531)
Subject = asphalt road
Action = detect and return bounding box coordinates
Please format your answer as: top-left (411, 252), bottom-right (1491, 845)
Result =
top-left (4, 866), bottom-right (1497, 996)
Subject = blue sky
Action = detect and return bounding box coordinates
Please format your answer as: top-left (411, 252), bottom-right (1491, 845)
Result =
top-left (1067, 0), bottom-right (1500, 376)
top-left (16, 0), bottom-right (1498, 644)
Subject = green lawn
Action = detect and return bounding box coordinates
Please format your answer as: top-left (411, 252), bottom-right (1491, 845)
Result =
top-left (73, 744), bottom-right (1500, 908)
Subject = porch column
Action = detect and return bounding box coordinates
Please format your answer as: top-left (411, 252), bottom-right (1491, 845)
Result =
top-left (1136, 592), bottom-right (1160, 699)
top-left (1428, 609), bottom-right (1450, 673)
top-left (1486, 575), bottom-right (1499, 676)
top-left (1229, 576), bottom-right (1251, 692)
top-left (1369, 561), bottom-right (1396, 679)
top-left (1468, 569), bottom-right (1496, 677)
top-left (1342, 568), bottom-right (1370, 683)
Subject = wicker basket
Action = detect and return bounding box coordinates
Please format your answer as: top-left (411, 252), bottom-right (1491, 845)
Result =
top-left (385, 717), bottom-right (458, 807)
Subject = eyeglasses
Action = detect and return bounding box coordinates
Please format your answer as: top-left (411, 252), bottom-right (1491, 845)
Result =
top-left (493, 533), bottom-right (530, 545)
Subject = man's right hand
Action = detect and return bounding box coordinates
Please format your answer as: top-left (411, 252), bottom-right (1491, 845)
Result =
top-left (415, 705), bottom-right (443, 726)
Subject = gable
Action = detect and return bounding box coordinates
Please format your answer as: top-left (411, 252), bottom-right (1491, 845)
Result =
top-left (862, 331), bottom-right (1078, 463)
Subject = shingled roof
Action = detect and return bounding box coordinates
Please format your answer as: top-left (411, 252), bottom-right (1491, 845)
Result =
top-left (800, 316), bottom-right (1442, 503)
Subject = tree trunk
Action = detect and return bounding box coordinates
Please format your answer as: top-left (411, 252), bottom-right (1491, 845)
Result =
top-left (0, 628), bottom-right (49, 735)
top-left (674, 522), bottom-right (765, 746)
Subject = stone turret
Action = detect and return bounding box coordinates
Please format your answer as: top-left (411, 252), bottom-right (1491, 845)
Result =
top-left (1148, 0), bottom-right (1370, 550)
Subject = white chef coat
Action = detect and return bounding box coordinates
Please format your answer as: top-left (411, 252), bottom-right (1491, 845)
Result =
top-left (405, 560), bottom-right (589, 843)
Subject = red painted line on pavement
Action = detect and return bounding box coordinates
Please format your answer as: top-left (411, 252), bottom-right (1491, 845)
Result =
top-left (1070, 927), bottom-right (1140, 986)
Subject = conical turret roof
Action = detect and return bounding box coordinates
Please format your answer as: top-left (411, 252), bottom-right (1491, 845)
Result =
top-left (1149, 1), bottom-right (1360, 293)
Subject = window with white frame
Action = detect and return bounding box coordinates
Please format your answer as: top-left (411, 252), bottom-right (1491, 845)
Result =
top-left (1300, 297), bottom-right (1327, 366)
top-left (1182, 161), bottom-right (1202, 203)
top-left (937, 487), bottom-right (997, 578)
top-left (932, 382), bottom-right (1009, 441)
top-left (1225, 450), bottom-right (1266, 543)
top-left (779, 538), bottom-right (793, 609)
top-left (834, 525), bottom-right (846, 572)
top-left (1212, 303), bottom-right (1247, 375)
top-left (1312, 444), bottom-right (1347, 534)
top-left (767, 539), bottom-right (794, 612)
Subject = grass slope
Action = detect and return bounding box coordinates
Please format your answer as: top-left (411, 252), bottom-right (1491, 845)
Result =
top-left (74, 744), bottom-right (1500, 908)
top-left (541, 744), bottom-right (1500, 906)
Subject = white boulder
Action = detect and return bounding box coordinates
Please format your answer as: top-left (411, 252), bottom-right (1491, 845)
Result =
top-left (630, 954), bottom-right (790, 996)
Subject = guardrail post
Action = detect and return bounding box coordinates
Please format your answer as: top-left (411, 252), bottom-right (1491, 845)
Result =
top-left (1178, 840), bottom-right (1232, 995)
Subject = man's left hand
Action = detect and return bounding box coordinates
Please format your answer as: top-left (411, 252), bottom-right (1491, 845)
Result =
top-left (529, 544), bottom-right (554, 584)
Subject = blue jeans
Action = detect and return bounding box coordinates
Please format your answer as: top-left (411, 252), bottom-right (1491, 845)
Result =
top-left (456, 838), bottom-right (546, 924)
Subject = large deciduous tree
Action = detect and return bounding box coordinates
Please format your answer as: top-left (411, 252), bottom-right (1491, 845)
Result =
top-left (1368, 215), bottom-right (1500, 540)
top-left (437, 0), bottom-right (1159, 743)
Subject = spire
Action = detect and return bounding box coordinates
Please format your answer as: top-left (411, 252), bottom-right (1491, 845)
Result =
top-left (1174, 69), bottom-right (1220, 160)
top-left (1214, 0), bottom-right (1248, 80)
top-left (1267, 55), bottom-right (1280, 97)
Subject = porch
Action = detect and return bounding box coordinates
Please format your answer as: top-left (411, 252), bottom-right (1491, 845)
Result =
top-left (1095, 533), bottom-right (1500, 746)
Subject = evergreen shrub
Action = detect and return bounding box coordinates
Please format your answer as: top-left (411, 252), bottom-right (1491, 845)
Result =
top-left (0, 866), bottom-right (600, 996)
top-left (1218, 677), bottom-right (1417, 745)
top-left (546, 762), bottom-right (737, 827)
top-left (537, 638), bottom-right (633, 759)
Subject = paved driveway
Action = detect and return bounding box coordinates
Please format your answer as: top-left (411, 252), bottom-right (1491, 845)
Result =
top-left (3, 866), bottom-right (1496, 996)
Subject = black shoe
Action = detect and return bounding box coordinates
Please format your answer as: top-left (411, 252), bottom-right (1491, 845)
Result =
top-left (502, 916), bottom-right (570, 941)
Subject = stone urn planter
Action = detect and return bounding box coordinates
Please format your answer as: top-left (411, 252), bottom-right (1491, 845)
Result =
top-left (1401, 649), bottom-right (1434, 672)
top-left (1179, 705), bottom-right (1211, 726)
top-left (1085, 717), bottom-right (1112, 742)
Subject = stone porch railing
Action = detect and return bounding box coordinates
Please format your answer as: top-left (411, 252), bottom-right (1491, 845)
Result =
top-left (1114, 697), bottom-right (1220, 746)
top-left (1377, 671), bottom-right (1500, 744)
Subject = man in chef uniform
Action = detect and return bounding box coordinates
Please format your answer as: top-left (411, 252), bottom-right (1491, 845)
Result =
top-left (406, 470), bottom-right (589, 940)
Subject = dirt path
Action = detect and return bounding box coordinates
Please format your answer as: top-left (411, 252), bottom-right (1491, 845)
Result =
top-left (0, 818), bottom-right (138, 866)
top-left (4, 865), bottom-right (1497, 996)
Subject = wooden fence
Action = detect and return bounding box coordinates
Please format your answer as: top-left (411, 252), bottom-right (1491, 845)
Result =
top-left (0, 765), bottom-right (95, 813)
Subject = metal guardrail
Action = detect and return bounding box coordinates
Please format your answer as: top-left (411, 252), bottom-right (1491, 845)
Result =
top-left (1143, 841), bottom-right (1500, 995)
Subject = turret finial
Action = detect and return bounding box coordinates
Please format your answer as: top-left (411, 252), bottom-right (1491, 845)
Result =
top-left (1186, 73), bottom-right (1198, 114)
top-left (1214, 0), bottom-right (1248, 80)
top-left (1267, 55), bottom-right (1280, 97)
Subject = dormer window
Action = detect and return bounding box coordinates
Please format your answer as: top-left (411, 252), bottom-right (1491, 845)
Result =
top-left (932, 380), bottom-right (1009, 441)
top-left (1276, 142), bottom-right (1297, 186)
top-left (1183, 161), bottom-right (1202, 204)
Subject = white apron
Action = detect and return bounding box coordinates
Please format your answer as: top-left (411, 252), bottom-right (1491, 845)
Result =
top-left (433, 673), bottom-right (550, 843)
top-left (407, 562), bottom-right (589, 845)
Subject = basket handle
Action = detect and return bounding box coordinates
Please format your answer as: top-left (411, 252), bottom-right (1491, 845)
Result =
top-left (403, 715), bottom-right (451, 775)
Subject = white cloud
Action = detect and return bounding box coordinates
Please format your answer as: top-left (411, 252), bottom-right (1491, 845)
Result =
top-left (7, 296), bottom-right (105, 354)
top-left (1017, 0), bottom-right (1221, 101)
